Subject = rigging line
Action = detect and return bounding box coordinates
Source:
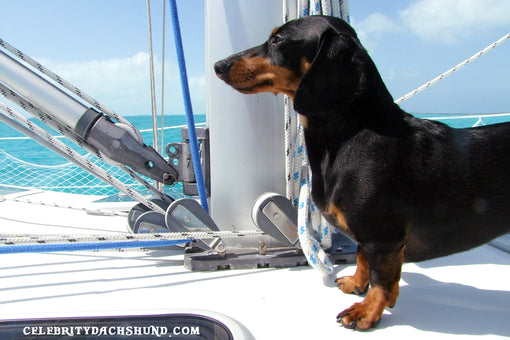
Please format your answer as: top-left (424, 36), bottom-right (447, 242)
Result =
top-left (0, 82), bottom-right (103, 160)
top-left (0, 240), bottom-right (188, 254)
top-left (0, 100), bottom-right (165, 214)
top-left (146, 0), bottom-right (160, 155)
top-left (168, 0), bottom-right (209, 213)
top-left (0, 229), bottom-right (264, 245)
top-left (0, 60), bottom-right (170, 204)
top-left (0, 135), bottom-right (65, 141)
top-left (282, 0), bottom-right (292, 199)
top-left (0, 38), bottom-right (139, 139)
top-left (0, 110), bottom-right (110, 186)
top-left (0, 230), bottom-right (264, 254)
top-left (1, 230), bottom-right (263, 244)
top-left (395, 32), bottom-right (510, 104)
top-left (425, 112), bottom-right (510, 120)
top-left (0, 195), bottom-right (128, 217)
top-left (138, 122), bottom-right (206, 133)
top-left (0, 37), bottom-right (171, 203)
top-left (161, 0), bottom-right (167, 160)
top-left (118, 164), bottom-right (173, 204)
top-left (0, 122), bottom-right (207, 141)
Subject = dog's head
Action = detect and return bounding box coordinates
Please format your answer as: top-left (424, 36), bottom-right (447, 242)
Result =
top-left (214, 15), bottom-right (370, 115)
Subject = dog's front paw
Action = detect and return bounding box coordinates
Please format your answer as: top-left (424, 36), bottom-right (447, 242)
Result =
top-left (336, 302), bottom-right (382, 330)
top-left (335, 275), bottom-right (369, 295)
top-left (336, 286), bottom-right (397, 330)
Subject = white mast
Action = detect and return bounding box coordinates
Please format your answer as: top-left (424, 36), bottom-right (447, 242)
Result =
top-left (205, 1), bottom-right (287, 248)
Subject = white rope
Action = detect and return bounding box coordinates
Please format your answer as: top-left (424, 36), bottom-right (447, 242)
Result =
top-left (284, 98), bottom-right (293, 200)
top-left (321, 0), bottom-right (331, 15)
top-left (0, 194), bottom-right (128, 216)
top-left (0, 100), bottom-right (166, 214)
top-left (146, 0), bottom-right (160, 157)
top-left (395, 32), bottom-right (510, 104)
top-left (309, 0), bottom-right (321, 15)
top-left (285, 1), bottom-right (345, 277)
top-left (0, 83), bottom-right (170, 204)
top-left (0, 82), bottom-right (99, 158)
top-left (0, 39), bottom-right (139, 137)
top-left (160, 0), bottom-right (167, 164)
top-left (0, 39), bottom-right (172, 204)
top-left (293, 124), bottom-right (334, 276)
top-left (287, 1), bottom-right (505, 277)
top-left (0, 122), bottom-right (207, 141)
top-left (282, 0), bottom-right (289, 23)
top-left (426, 112), bottom-right (510, 121)
top-left (0, 230), bottom-right (264, 246)
top-left (339, 0), bottom-right (350, 23)
top-left (283, 0), bottom-right (293, 200)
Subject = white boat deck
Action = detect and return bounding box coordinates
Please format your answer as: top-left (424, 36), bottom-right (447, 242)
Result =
top-left (1, 191), bottom-right (509, 339)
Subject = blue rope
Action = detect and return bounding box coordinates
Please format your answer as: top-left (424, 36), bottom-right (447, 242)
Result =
top-left (0, 239), bottom-right (190, 254)
top-left (168, 0), bottom-right (209, 213)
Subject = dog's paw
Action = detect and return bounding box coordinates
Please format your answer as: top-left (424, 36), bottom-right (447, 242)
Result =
top-left (335, 275), bottom-right (369, 295)
top-left (336, 286), bottom-right (396, 330)
top-left (336, 302), bottom-right (382, 330)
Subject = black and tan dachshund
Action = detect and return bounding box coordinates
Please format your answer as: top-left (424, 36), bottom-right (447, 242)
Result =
top-left (215, 15), bottom-right (510, 330)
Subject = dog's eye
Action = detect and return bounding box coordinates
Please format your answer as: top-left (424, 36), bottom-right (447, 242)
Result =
top-left (271, 35), bottom-right (284, 45)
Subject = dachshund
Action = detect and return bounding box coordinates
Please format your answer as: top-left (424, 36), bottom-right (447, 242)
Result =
top-left (214, 15), bottom-right (510, 330)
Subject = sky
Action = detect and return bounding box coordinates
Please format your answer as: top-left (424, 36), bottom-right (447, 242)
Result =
top-left (1, 0), bottom-right (509, 117)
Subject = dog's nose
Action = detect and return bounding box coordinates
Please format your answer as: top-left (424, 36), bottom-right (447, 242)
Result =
top-left (214, 60), bottom-right (230, 77)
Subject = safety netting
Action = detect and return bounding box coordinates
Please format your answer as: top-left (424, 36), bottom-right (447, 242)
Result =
top-left (0, 149), bottom-right (184, 198)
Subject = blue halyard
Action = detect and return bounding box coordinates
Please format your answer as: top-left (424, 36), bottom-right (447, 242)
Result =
top-left (168, 0), bottom-right (209, 213)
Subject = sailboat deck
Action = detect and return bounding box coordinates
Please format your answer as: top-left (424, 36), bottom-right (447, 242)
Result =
top-left (1, 191), bottom-right (509, 339)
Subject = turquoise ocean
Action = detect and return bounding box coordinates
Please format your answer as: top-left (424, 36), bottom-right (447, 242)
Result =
top-left (0, 114), bottom-right (206, 165)
top-left (1, 113), bottom-right (509, 197)
top-left (0, 114), bottom-right (206, 197)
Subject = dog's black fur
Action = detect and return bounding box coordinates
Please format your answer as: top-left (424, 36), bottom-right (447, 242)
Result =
top-left (215, 15), bottom-right (510, 330)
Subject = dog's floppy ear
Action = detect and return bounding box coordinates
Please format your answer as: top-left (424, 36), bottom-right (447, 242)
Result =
top-left (294, 29), bottom-right (367, 115)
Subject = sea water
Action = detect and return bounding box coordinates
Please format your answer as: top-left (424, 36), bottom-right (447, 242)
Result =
top-left (0, 115), bottom-right (206, 165)
top-left (0, 114), bottom-right (206, 197)
top-left (0, 113), bottom-right (509, 196)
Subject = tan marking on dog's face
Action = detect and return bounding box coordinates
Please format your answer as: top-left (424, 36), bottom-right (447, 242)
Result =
top-left (227, 56), bottom-right (302, 99)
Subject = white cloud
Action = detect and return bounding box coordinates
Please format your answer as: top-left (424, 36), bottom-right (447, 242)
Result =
top-left (354, 0), bottom-right (510, 46)
top-left (400, 0), bottom-right (510, 43)
top-left (354, 12), bottom-right (402, 51)
top-left (37, 53), bottom-right (206, 116)
top-left (357, 12), bottom-right (401, 36)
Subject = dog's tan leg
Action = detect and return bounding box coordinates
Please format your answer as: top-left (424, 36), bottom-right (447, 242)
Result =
top-left (335, 247), bottom-right (369, 295)
top-left (336, 246), bottom-right (404, 330)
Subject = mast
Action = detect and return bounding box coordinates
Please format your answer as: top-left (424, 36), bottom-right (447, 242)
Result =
top-left (205, 1), bottom-right (287, 247)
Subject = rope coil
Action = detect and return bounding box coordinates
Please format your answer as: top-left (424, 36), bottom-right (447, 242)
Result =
top-left (284, 0), bottom-right (351, 277)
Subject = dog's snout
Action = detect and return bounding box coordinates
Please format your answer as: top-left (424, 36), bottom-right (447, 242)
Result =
top-left (214, 59), bottom-right (231, 78)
